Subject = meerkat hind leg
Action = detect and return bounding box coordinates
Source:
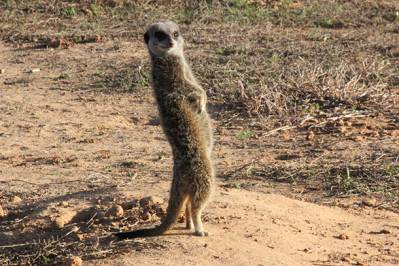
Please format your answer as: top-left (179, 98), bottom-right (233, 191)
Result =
top-left (185, 201), bottom-right (194, 230)
top-left (191, 199), bottom-right (209, 237)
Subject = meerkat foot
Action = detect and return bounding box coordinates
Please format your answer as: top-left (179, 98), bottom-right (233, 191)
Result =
top-left (194, 231), bottom-right (209, 237)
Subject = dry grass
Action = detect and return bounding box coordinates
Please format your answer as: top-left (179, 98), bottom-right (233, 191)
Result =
top-left (223, 162), bottom-right (399, 210)
top-left (2, 0), bottom-right (397, 121)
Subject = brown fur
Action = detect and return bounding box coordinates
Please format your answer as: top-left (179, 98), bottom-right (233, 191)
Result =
top-left (115, 21), bottom-right (214, 239)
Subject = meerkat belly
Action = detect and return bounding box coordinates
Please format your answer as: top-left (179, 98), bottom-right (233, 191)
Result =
top-left (161, 107), bottom-right (205, 152)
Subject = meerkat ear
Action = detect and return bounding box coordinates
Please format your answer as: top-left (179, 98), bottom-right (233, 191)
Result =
top-left (144, 31), bottom-right (150, 44)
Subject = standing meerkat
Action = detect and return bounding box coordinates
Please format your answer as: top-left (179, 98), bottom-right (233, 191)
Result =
top-left (115, 21), bottom-right (214, 239)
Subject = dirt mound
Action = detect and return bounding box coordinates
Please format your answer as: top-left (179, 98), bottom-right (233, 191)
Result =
top-left (0, 193), bottom-right (167, 265)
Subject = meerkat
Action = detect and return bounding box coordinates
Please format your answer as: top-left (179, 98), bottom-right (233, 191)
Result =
top-left (115, 21), bottom-right (214, 239)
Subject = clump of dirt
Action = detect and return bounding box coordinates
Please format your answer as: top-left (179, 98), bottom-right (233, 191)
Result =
top-left (0, 194), bottom-right (167, 265)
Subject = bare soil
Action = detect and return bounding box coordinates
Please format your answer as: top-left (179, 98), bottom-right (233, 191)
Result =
top-left (0, 1), bottom-right (398, 265)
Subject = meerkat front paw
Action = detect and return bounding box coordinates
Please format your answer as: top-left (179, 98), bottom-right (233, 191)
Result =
top-left (187, 92), bottom-right (205, 114)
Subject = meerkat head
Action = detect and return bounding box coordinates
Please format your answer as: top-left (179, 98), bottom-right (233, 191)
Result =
top-left (144, 21), bottom-right (184, 57)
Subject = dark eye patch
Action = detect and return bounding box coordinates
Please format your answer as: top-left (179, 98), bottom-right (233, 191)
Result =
top-left (154, 31), bottom-right (169, 42)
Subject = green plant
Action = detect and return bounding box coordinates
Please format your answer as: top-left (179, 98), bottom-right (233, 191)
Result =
top-left (60, 6), bottom-right (77, 17)
top-left (314, 18), bottom-right (344, 29)
top-left (233, 182), bottom-right (241, 189)
top-left (385, 164), bottom-right (399, 177)
top-left (237, 129), bottom-right (254, 140)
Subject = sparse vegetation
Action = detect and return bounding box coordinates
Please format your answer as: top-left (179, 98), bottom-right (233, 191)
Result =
top-left (0, 0), bottom-right (398, 264)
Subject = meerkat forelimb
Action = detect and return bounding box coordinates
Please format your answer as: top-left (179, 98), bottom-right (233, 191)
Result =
top-left (114, 21), bottom-right (214, 240)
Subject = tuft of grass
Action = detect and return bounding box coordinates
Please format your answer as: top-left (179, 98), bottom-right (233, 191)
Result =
top-left (60, 6), bottom-right (77, 17)
top-left (237, 129), bottom-right (254, 139)
top-left (119, 160), bottom-right (139, 168)
top-left (314, 18), bottom-right (344, 29)
top-left (224, 0), bottom-right (270, 23)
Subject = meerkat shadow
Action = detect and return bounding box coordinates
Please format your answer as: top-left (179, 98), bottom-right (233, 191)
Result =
top-left (173, 225), bottom-right (193, 230)
top-left (163, 231), bottom-right (198, 236)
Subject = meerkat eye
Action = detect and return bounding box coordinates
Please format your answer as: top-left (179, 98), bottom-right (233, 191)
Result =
top-left (154, 31), bottom-right (168, 41)
top-left (173, 31), bottom-right (179, 38)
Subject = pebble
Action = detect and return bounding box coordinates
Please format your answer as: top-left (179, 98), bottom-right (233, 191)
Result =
top-left (59, 201), bottom-right (69, 207)
top-left (11, 196), bottom-right (22, 204)
top-left (140, 196), bottom-right (164, 207)
top-left (362, 197), bottom-right (377, 207)
top-left (30, 68), bottom-right (40, 73)
top-left (62, 256), bottom-right (83, 266)
top-left (337, 233), bottom-right (349, 240)
top-left (0, 205), bottom-right (7, 218)
top-left (105, 204), bottom-right (124, 217)
top-left (54, 217), bottom-right (66, 229)
top-left (306, 131), bottom-right (315, 141)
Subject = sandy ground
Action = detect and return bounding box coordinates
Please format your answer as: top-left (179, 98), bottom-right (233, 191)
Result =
top-left (0, 41), bottom-right (398, 265)
top-left (90, 184), bottom-right (399, 266)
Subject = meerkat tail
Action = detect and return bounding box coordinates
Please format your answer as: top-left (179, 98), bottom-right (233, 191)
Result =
top-left (114, 191), bottom-right (185, 240)
top-left (114, 226), bottom-right (163, 239)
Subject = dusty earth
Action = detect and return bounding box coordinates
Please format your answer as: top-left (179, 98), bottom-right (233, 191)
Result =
top-left (0, 37), bottom-right (398, 265)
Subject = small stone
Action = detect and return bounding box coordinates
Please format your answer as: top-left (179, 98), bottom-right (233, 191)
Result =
top-left (306, 131), bottom-right (315, 141)
top-left (62, 256), bottom-right (83, 266)
top-left (105, 204), bottom-right (124, 217)
top-left (0, 205), bottom-right (7, 218)
top-left (337, 233), bottom-right (349, 240)
top-left (75, 233), bottom-right (85, 241)
top-left (30, 68), bottom-right (40, 73)
top-left (140, 196), bottom-right (164, 207)
top-left (53, 217), bottom-right (66, 229)
top-left (11, 196), bottom-right (22, 204)
top-left (362, 197), bottom-right (377, 207)
top-left (59, 201), bottom-right (69, 207)
top-left (0, 69), bottom-right (5, 74)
